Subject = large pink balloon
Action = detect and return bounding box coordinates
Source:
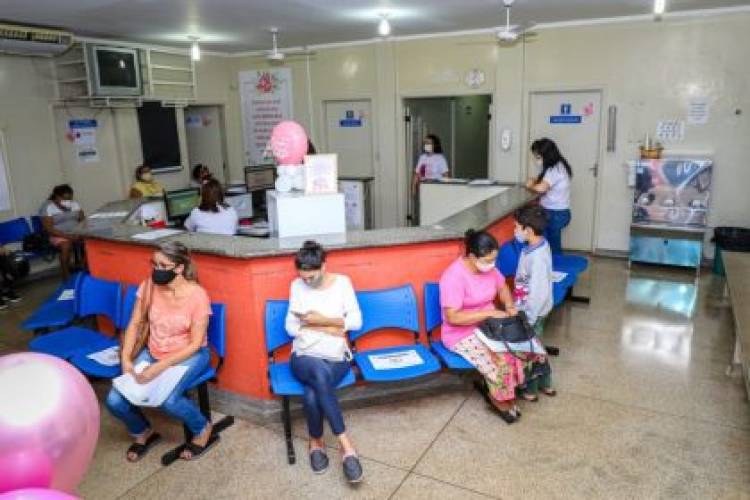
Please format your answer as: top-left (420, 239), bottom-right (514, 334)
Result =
top-left (0, 489), bottom-right (78, 500)
top-left (0, 353), bottom-right (99, 494)
top-left (270, 120), bottom-right (308, 165)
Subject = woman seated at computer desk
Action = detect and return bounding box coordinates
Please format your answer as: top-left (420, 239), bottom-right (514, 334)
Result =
top-left (183, 179), bottom-right (239, 236)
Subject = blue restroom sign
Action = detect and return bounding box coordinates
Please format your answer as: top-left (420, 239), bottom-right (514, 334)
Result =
top-left (339, 109), bottom-right (363, 128)
top-left (550, 103), bottom-right (582, 124)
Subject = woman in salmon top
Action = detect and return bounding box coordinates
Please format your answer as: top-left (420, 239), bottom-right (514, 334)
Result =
top-left (105, 241), bottom-right (214, 462)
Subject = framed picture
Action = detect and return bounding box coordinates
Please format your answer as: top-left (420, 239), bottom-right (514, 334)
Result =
top-left (304, 154), bottom-right (338, 195)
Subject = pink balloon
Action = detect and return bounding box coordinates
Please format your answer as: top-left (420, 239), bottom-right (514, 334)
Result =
top-left (0, 489), bottom-right (78, 500)
top-left (270, 121), bottom-right (308, 165)
top-left (0, 354), bottom-right (100, 495)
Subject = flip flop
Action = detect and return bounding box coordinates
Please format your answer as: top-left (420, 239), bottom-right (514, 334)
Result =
top-left (126, 433), bottom-right (162, 463)
top-left (180, 434), bottom-right (220, 461)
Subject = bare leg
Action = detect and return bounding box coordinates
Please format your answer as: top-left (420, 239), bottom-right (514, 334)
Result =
top-left (180, 422), bottom-right (213, 460)
top-left (58, 241), bottom-right (72, 280)
top-left (336, 432), bottom-right (357, 457)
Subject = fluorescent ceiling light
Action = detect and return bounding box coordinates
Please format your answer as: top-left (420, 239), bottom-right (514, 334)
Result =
top-left (378, 15), bottom-right (391, 37)
top-left (190, 38), bottom-right (201, 61)
top-left (654, 0), bottom-right (666, 15)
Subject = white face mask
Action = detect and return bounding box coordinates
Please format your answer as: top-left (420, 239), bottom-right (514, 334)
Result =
top-left (423, 144), bottom-right (434, 154)
top-left (60, 199), bottom-right (73, 209)
top-left (476, 261), bottom-right (495, 274)
top-left (514, 227), bottom-right (528, 243)
top-left (534, 157), bottom-right (543, 168)
top-left (141, 172), bottom-right (154, 182)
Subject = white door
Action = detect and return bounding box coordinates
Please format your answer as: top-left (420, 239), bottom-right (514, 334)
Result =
top-left (185, 105), bottom-right (227, 183)
top-left (324, 100), bottom-right (374, 177)
top-left (528, 91), bottom-right (602, 251)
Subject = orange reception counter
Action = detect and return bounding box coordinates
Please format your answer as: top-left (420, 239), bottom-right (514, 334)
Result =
top-left (76, 186), bottom-right (536, 414)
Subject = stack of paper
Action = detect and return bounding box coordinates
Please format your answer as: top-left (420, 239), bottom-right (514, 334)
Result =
top-left (113, 361), bottom-right (189, 407)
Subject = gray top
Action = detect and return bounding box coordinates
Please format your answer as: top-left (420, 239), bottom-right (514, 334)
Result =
top-left (71, 186), bottom-right (537, 259)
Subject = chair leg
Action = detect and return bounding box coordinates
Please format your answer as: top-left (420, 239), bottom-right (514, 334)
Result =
top-left (282, 396), bottom-right (295, 465)
top-left (566, 286), bottom-right (591, 304)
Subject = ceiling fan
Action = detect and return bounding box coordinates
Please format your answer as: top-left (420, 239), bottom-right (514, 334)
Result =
top-left (495, 0), bottom-right (537, 44)
top-left (265, 27), bottom-right (315, 62)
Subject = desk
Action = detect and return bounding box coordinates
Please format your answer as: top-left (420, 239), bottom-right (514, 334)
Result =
top-left (723, 251), bottom-right (750, 399)
top-left (72, 187), bottom-right (536, 407)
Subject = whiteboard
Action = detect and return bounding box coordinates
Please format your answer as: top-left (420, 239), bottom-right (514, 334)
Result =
top-left (0, 131), bottom-right (13, 212)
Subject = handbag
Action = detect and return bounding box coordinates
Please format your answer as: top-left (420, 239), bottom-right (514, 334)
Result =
top-left (478, 311), bottom-right (536, 358)
top-left (1, 251), bottom-right (30, 280)
top-left (129, 280), bottom-right (154, 361)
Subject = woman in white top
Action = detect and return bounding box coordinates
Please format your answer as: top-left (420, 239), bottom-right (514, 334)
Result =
top-left (183, 179), bottom-right (238, 236)
top-left (412, 134), bottom-right (450, 195)
top-left (284, 241), bottom-right (364, 483)
top-left (525, 138), bottom-right (572, 254)
top-left (40, 184), bottom-right (85, 280)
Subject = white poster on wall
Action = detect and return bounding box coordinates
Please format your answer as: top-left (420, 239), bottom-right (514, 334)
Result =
top-left (687, 97), bottom-right (710, 125)
top-left (239, 68), bottom-right (293, 165)
top-left (0, 131), bottom-right (13, 211)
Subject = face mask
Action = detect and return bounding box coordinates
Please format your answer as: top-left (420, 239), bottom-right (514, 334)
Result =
top-left (305, 273), bottom-right (325, 288)
top-left (141, 172), bottom-right (154, 182)
top-left (423, 144), bottom-right (434, 154)
top-left (535, 158), bottom-right (543, 168)
top-left (514, 227), bottom-right (528, 244)
top-left (475, 261), bottom-right (495, 274)
top-left (152, 268), bottom-right (177, 285)
top-left (60, 199), bottom-right (73, 209)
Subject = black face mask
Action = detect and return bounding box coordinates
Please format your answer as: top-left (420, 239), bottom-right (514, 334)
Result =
top-left (152, 268), bottom-right (177, 285)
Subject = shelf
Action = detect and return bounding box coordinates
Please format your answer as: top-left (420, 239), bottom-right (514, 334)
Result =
top-left (151, 64), bottom-right (192, 72)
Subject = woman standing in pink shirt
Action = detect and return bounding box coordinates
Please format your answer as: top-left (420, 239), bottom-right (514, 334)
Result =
top-left (439, 229), bottom-right (527, 424)
top-left (106, 241), bottom-right (215, 462)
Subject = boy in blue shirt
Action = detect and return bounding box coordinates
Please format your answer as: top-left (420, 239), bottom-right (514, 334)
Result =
top-left (513, 206), bottom-right (556, 401)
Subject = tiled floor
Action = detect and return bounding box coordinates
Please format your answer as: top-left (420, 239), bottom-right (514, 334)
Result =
top-left (2, 257), bottom-right (749, 499)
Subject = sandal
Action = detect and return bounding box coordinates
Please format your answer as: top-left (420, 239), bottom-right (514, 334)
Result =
top-left (126, 432), bottom-right (162, 463)
top-left (541, 388), bottom-right (557, 397)
top-left (519, 391), bottom-right (539, 402)
top-left (494, 408), bottom-right (518, 425)
top-left (180, 434), bottom-right (220, 461)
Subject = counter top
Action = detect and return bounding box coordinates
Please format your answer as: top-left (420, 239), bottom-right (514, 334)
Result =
top-left (74, 186), bottom-right (536, 259)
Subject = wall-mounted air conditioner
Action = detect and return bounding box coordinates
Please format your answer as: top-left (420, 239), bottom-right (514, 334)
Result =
top-left (0, 24), bottom-right (73, 57)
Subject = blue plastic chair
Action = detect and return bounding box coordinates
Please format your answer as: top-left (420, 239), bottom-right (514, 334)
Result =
top-left (28, 275), bottom-right (122, 360)
top-left (161, 303), bottom-right (235, 466)
top-left (423, 283), bottom-right (473, 370)
top-left (0, 217), bottom-right (31, 245)
top-left (21, 272), bottom-right (84, 334)
top-left (348, 285), bottom-right (441, 383)
top-left (552, 254), bottom-right (589, 276)
top-left (264, 299), bottom-right (356, 465)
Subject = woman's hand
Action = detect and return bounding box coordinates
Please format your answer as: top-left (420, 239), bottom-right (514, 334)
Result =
top-left (122, 359), bottom-right (135, 376)
top-left (134, 362), bottom-right (166, 385)
top-left (505, 305), bottom-right (518, 316)
top-left (310, 325), bottom-right (346, 337)
top-left (525, 179), bottom-right (535, 189)
top-left (487, 309), bottom-right (509, 319)
top-left (300, 311), bottom-right (328, 327)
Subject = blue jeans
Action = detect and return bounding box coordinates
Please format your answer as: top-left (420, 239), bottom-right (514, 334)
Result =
top-left (290, 353), bottom-right (350, 438)
top-left (544, 209), bottom-right (571, 255)
top-left (105, 347), bottom-right (210, 437)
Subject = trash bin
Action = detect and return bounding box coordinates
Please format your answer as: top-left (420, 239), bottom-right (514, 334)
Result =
top-left (712, 227), bottom-right (750, 276)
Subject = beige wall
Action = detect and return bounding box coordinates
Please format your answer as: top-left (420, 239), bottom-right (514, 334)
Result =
top-left (1, 11), bottom-right (749, 252)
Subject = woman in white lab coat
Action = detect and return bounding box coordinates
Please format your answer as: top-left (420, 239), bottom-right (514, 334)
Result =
top-left (412, 134), bottom-right (450, 195)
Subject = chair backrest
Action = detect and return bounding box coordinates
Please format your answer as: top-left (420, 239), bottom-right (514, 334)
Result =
top-left (497, 240), bottom-right (523, 277)
top-left (77, 275), bottom-right (122, 324)
top-left (264, 299), bottom-right (291, 354)
top-left (0, 217), bottom-right (31, 245)
top-left (423, 282), bottom-right (442, 335)
top-left (30, 216), bottom-right (44, 235)
top-left (349, 285), bottom-right (420, 343)
top-left (118, 285), bottom-right (139, 330)
top-left (207, 303), bottom-right (227, 358)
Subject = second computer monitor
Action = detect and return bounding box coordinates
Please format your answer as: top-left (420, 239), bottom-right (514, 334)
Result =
top-left (164, 188), bottom-right (201, 223)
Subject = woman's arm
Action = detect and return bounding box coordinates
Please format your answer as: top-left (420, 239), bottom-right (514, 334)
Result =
top-left (526, 179), bottom-right (550, 194)
top-left (444, 307), bottom-right (506, 326)
top-left (120, 291), bottom-right (148, 375)
top-left (136, 313), bottom-right (208, 383)
top-left (497, 281), bottom-right (518, 315)
top-left (129, 187), bottom-right (143, 199)
top-left (41, 215), bottom-right (69, 238)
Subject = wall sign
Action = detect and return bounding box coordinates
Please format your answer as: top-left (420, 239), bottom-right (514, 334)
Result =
top-left (239, 68), bottom-right (294, 165)
top-left (549, 103), bottom-right (582, 124)
top-left (339, 109), bottom-right (363, 128)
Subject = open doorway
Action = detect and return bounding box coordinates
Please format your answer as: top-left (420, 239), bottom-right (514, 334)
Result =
top-left (403, 94), bottom-right (492, 225)
top-left (184, 105), bottom-right (229, 183)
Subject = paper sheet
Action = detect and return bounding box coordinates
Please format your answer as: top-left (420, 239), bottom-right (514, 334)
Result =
top-left (368, 349), bottom-right (424, 370)
top-left (131, 228), bottom-right (183, 241)
top-left (87, 346), bottom-right (121, 366)
top-left (552, 271), bottom-right (568, 283)
top-left (113, 361), bottom-right (189, 407)
top-left (57, 289), bottom-right (76, 301)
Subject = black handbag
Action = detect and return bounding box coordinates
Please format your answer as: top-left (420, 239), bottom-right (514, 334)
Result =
top-left (1, 251), bottom-right (30, 280)
top-left (478, 311), bottom-right (536, 357)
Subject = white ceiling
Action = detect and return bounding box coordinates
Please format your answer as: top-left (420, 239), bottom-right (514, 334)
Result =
top-left (2, 0), bottom-right (750, 52)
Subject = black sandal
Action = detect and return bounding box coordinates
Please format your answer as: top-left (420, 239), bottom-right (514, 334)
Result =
top-left (126, 432), bottom-right (162, 463)
top-left (180, 434), bottom-right (220, 461)
top-left (494, 408), bottom-right (518, 425)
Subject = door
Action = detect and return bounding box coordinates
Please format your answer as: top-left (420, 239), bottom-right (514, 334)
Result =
top-left (528, 91), bottom-right (602, 251)
top-left (324, 100), bottom-right (374, 177)
top-left (185, 105), bottom-right (227, 183)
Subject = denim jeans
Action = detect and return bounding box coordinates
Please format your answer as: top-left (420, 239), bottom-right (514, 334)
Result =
top-left (544, 209), bottom-right (572, 255)
top-left (290, 353), bottom-right (350, 438)
top-left (105, 347), bottom-right (210, 437)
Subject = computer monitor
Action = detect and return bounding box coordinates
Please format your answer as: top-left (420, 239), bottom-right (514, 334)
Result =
top-left (244, 165), bottom-right (276, 192)
top-left (164, 188), bottom-right (200, 223)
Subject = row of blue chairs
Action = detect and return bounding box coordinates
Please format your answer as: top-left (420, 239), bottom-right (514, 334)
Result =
top-left (25, 273), bottom-right (234, 466)
top-left (0, 216), bottom-right (57, 260)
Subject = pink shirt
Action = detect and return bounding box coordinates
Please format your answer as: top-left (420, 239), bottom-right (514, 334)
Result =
top-left (438, 258), bottom-right (505, 349)
top-left (137, 281), bottom-right (212, 360)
